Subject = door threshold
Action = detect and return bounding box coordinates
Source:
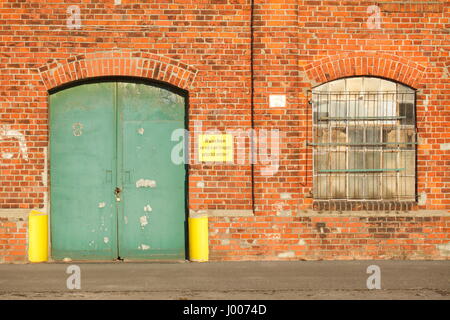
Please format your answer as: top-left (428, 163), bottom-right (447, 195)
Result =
top-left (121, 259), bottom-right (189, 263)
top-left (46, 259), bottom-right (189, 264)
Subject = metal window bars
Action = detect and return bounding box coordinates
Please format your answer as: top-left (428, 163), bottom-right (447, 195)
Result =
top-left (311, 89), bottom-right (416, 209)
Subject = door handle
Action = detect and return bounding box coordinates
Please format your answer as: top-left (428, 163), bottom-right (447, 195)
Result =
top-left (114, 187), bottom-right (122, 202)
top-left (105, 170), bottom-right (112, 183)
top-left (124, 170), bottom-right (131, 184)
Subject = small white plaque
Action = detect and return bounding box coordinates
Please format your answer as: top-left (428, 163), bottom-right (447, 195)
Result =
top-left (269, 94), bottom-right (286, 108)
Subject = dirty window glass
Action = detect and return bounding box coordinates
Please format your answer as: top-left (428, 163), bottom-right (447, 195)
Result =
top-left (312, 77), bottom-right (416, 202)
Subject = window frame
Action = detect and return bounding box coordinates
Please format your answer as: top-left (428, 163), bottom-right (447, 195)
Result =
top-left (311, 77), bottom-right (417, 210)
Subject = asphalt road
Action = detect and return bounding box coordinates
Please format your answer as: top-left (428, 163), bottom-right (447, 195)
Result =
top-left (0, 261), bottom-right (448, 300)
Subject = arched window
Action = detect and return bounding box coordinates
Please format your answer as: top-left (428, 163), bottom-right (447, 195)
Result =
top-left (311, 77), bottom-right (416, 210)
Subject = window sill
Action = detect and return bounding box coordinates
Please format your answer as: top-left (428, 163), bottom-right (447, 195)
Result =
top-left (298, 209), bottom-right (450, 217)
top-left (312, 200), bottom-right (417, 212)
top-left (189, 209), bottom-right (254, 218)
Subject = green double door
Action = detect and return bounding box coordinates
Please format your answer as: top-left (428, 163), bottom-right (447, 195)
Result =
top-left (50, 81), bottom-right (186, 260)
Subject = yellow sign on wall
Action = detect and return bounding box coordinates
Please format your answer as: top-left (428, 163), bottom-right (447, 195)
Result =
top-left (198, 134), bottom-right (233, 162)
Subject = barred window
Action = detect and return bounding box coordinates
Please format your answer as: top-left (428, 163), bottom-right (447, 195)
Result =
top-left (312, 77), bottom-right (416, 208)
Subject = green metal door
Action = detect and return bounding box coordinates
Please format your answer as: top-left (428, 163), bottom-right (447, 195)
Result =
top-left (50, 83), bottom-right (118, 260)
top-left (50, 81), bottom-right (186, 260)
top-left (117, 83), bottom-right (186, 259)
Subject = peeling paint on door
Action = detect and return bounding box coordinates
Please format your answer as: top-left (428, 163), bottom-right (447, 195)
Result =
top-left (139, 216), bottom-right (148, 228)
top-left (72, 122), bottom-right (84, 136)
top-left (136, 179), bottom-right (156, 188)
top-left (138, 244), bottom-right (150, 250)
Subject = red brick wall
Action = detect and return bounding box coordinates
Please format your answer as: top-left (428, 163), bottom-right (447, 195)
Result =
top-left (209, 215), bottom-right (450, 260)
top-left (0, 0), bottom-right (449, 262)
top-left (0, 218), bottom-right (27, 263)
top-left (0, 0), bottom-right (253, 211)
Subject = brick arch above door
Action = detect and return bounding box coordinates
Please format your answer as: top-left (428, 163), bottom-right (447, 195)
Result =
top-left (37, 50), bottom-right (199, 92)
top-left (302, 52), bottom-right (427, 89)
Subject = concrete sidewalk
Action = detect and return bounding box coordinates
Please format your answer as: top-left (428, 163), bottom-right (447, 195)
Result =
top-left (0, 261), bottom-right (448, 300)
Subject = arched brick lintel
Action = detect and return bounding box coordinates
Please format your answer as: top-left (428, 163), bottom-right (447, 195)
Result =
top-left (37, 50), bottom-right (199, 92)
top-left (303, 53), bottom-right (426, 89)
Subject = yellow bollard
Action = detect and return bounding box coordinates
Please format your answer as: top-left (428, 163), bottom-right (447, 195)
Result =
top-left (188, 212), bottom-right (209, 262)
top-left (28, 210), bottom-right (48, 263)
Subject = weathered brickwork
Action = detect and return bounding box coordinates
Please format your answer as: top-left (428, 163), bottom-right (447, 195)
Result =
top-left (209, 215), bottom-right (450, 260)
top-left (0, 218), bottom-right (27, 263)
top-left (0, 0), bottom-right (448, 262)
